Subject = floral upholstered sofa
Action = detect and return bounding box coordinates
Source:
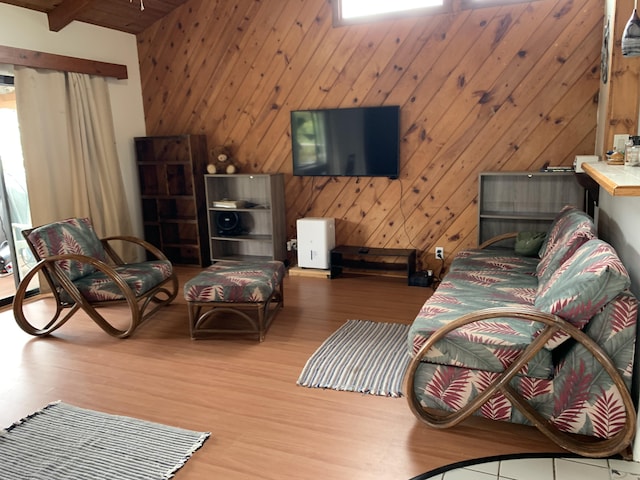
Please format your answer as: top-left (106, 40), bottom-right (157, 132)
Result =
top-left (404, 206), bottom-right (638, 457)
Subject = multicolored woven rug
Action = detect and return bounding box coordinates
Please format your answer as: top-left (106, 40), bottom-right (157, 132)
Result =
top-left (296, 319), bottom-right (410, 397)
top-left (0, 401), bottom-right (210, 480)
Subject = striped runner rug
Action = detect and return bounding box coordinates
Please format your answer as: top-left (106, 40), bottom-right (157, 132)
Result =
top-left (297, 319), bottom-right (411, 397)
top-left (0, 401), bottom-right (210, 480)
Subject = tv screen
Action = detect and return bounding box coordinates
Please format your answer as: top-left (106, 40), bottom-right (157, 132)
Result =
top-left (291, 105), bottom-right (400, 178)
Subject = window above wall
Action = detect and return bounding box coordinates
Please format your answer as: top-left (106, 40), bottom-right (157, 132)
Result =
top-left (332, 0), bottom-right (539, 26)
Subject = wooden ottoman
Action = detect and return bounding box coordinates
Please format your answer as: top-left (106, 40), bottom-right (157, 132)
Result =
top-left (183, 261), bottom-right (285, 341)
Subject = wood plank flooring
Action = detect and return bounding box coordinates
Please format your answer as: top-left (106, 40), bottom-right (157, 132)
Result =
top-left (0, 272), bottom-right (16, 301)
top-left (0, 267), bottom-right (563, 479)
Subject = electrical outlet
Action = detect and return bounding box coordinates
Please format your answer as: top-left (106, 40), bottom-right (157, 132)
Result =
top-left (435, 247), bottom-right (444, 260)
top-left (291, 239), bottom-right (297, 251)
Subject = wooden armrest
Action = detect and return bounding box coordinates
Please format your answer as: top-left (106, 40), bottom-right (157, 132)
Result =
top-left (404, 306), bottom-right (636, 457)
top-left (100, 235), bottom-right (170, 264)
top-left (42, 253), bottom-right (136, 301)
top-left (15, 253), bottom-right (149, 338)
top-left (478, 232), bottom-right (518, 249)
top-left (408, 306), bottom-right (626, 387)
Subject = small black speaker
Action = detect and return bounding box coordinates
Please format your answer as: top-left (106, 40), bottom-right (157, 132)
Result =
top-left (216, 212), bottom-right (242, 236)
top-left (409, 270), bottom-right (434, 287)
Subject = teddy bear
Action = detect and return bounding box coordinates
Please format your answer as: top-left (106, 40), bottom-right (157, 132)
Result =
top-left (207, 145), bottom-right (239, 174)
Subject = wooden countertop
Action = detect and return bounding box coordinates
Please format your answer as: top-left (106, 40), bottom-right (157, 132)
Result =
top-left (582, 162), bottom-right (640, 196)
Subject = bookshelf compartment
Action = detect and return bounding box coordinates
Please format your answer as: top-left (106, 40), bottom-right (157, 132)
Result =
top-left (135, 135), bottom-right (210, 266)
top-left (166, 164), bottom-right (193, 195)
top-left (142, 198), bottom-right (158, 222)
top-left (163, 245), bottom-right (201, 265)
top-left (138, 164), bottom-right (162, 196)
top-left (210, 238), bottom-right (274, 262)
top-left (478, 172), bottom-right (585, 244)
top-left (205, 174), bottom-right (285, 263)
top-left (157, 198), bottom-right (196, 220)
top-left (144, 224), bottom-right (161, 248)
top-left (161, 222), bottom-right (199, 244)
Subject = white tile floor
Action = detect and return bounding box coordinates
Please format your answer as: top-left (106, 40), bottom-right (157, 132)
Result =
top-left (426, 457), bottom-right (640, 480)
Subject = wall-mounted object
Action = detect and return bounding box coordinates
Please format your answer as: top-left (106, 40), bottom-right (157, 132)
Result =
top-left (602, 19), bottom-right (610, 83)
top-left (622, 2), bottom-right (640, 56)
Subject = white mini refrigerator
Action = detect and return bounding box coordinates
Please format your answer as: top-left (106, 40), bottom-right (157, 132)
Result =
top-left (296, 217), bottom-right (335, 269)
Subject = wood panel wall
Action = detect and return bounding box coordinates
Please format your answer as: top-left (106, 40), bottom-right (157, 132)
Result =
top-left (137, 0), bottom-right (602, 271)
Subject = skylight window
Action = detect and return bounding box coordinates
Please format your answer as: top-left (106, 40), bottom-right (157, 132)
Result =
top-left (333, 0), bottom-right (540, 26)
top-left (340, 0), bottom-right (444, 20)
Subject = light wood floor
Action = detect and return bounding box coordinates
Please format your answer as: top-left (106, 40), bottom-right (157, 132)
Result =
top-left (0, 267), bottom-right (563, 479)
top-left (0, 271), bottom-right (16, 301)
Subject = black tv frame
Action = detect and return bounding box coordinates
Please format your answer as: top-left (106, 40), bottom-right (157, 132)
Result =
top-left (290, 105), bottom-right (400, 179)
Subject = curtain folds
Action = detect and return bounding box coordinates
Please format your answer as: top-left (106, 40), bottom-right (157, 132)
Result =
top-left (14, 66), bottom-right (134, 259)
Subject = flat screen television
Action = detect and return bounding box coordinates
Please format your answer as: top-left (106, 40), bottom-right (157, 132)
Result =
top-left (290, 105), bottom-right (400, 178)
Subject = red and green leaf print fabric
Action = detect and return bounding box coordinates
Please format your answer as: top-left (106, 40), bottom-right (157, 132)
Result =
top-left (408, 218), bottom-right (637, 440)
top-left (65, 260), bottom-right (173, 303)
top-left (450, 249), bottom-right (539, 275)
top-left (27, 217), bottom-right (108, 281)
top-left (536, 207), bottom-right (596, 285)
top-left (535, 239), bottom-right (631, 328)
top-left (184, 261), bottom-right (285, 303)
top-left (409, 269), bottom-right (554, 379)
top-left (413, 289), bottom-right (637, 438)
top-left (27, 217), bottom-right (174, 303)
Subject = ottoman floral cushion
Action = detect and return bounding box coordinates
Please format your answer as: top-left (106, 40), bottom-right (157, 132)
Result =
top-left (184, 261), bottom-right (285, 303)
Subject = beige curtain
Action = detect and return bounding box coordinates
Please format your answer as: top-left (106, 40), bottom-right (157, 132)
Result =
top-left (14, 66), bottom-right (134, 258)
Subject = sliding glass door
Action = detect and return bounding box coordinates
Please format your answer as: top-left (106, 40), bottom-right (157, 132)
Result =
top-left (0, 72), bottom-right (35, 306)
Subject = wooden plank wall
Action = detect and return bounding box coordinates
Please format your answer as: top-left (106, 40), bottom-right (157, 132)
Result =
top-left (137, 0), bottom-right (602, 271)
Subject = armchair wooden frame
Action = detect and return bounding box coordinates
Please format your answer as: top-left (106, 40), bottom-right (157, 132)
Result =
top-left (13, 232), bottom-right (178, 338)
top-left (404, 307), bottom-right (636, 458)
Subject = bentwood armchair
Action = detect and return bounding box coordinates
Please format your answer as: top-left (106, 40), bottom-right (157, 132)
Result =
top-left (13, 217), bottom-right (178, 338)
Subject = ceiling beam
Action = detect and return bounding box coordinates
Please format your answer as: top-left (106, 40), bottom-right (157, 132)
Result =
top-left (47, 0), bottom-right (97, 32)
top-left (0, 45), bottom-right (128, 80)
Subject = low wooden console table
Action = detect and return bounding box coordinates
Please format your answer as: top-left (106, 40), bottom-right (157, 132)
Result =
top-left (329, 245), bottom-right (417, 284)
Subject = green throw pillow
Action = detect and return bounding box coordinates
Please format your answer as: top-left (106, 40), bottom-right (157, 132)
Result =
top-left (514, 231), bottom-right (546, 257)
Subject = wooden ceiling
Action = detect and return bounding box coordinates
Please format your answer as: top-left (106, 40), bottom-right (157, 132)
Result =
top-left (0, 0), bottom-right (189, 34)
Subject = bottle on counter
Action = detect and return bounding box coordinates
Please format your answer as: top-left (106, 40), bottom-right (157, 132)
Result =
top-left (625, 136), bottom-right (640, 167)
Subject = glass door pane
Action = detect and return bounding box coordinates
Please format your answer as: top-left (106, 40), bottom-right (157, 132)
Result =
top-left (0, 76), bottom-right (36, 305)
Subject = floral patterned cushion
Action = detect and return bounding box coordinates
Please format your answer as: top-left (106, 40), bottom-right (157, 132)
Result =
top-left (567, 291), bottom-right (637, 391)
top-left (449, 249), bottom-right (539, 275)
top-left (409, 203), bottom-right (638, 441)
top-left (409, 271), bottom-right (553, 379)
top-left (536, 207), bottom-right (596, 286)
top-left (411, 291), bottom-right (637, 439)
top-left (414, 362), bottom-right (554, 425)
top-left (535, 240), bottom-right (631, 329)
top-left (61, 260), bottom-right (173, 303)
top-left (184, 261), bottom-right (285, 303)
top-left (412, 358), bottom-right (630, 438)
top-left (26, 217), bottom-right (109, 281)
top-left (538, 205), bottom-right (584, 258)
top-left (436, 270), bottom-right (538, 304)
